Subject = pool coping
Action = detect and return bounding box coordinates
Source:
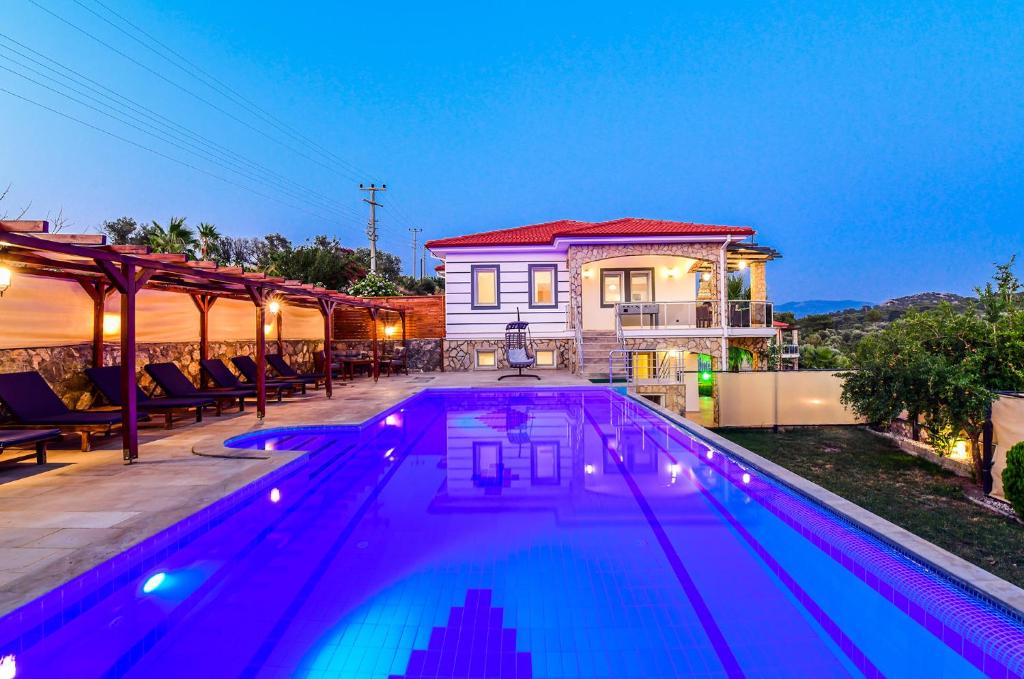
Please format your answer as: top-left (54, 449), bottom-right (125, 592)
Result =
top-left (623, 390), bottom-right (1024, 621)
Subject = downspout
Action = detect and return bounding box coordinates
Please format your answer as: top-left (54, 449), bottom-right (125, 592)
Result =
top-left (719, 237), bottom-right (733, 368)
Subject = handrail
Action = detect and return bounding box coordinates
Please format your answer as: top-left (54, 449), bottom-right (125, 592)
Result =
top-left (608, 348), bottom-right (686, 385)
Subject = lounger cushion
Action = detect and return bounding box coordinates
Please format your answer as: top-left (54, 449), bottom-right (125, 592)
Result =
top-left (0, 429), bottom-right (61, 449)
top-left (229, 357), bottom-right (300, 387)
top-left (87, 366), bottom-right (214, 410)
top-left (146, 363), bottom-right (251, 400)
top-left (507, 348), bottom-right (535, 367)
top-left (0, 371), bottom-right (74, 420)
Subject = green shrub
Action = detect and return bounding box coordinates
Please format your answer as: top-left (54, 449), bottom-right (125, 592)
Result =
top-left (1003, 441), bottom-right (1024, 517)
top-left (348, 272), bottom-right (399, 297)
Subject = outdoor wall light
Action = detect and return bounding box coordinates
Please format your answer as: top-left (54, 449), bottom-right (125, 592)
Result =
top-left (701, 272), bottom-right (712, 281)
top-left (0, 265), bottom-right (11, 297)
top-left (582, 268), bottom-right (593, 279)
top-left (102, 313), bottom-right (121, 336)
top-left (664, 267), bottom-right (678, 279)
top-left (268, 300), bottom-right (281, 314)
top-left (585, 463), bottom-right (595, 475)
top-left (737, 260), bottom-right (748, 270)
top-left (264, 323), bottom-right (274, 335)
top-left (384, 325), bottom-right (396, 337)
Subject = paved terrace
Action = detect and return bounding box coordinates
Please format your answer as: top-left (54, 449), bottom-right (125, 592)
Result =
top-left (0, 370), bottom-right (591, 616)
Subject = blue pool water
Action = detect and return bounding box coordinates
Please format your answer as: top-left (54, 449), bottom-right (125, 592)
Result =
top-left (2, 387), bottom-right (1024, 678)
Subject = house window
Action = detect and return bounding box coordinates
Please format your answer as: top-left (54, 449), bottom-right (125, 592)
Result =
top-left (641, 393), bottom-right (664, 406)
top-left (475, 349), bottom-right (497, 369)
top-left (535, 349), bottom-right (556, 367)
top-left (531, 442), bottom-right (561, 485)
top-left (529, 264), bottom-right (557, 308)
top-left (473, 442), bottom-right (503, 486)
top-left (600, 268), bottom-right (654, 307)
top-left (471, 265), bottom-right (499, 309)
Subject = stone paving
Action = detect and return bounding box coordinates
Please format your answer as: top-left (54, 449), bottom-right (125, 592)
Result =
top-left (0, 369), bottom-right (591, 616)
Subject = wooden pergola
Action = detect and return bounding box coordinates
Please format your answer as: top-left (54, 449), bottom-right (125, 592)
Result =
top-left (0, 220), bottom-right (405, 463)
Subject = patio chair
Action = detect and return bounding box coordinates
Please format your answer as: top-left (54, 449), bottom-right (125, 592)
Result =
top-left (145, 362), bottom-right (250, 412)
top-left (0, 428), bottom-right (61, 464)
top-left (86, 366), bottom-right (217, 428)
top-left (380, 345), bottom-right (409, 376)
top-left (230, 356), bottom-right (306, 395)
top-left (268, 354), bottom-right (325, 389)
top-left (0, 371), bottom-right (149, 451)
top-left (201, 359), bottom-right (285, 402)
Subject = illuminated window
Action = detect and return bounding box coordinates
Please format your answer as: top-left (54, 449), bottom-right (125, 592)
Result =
top-left (529, 264), bottom-right (557, 308)
top-left (600, 268), bottom-right (654, 307)
top-left (476, 349), bottom-right (497, 368)
top-left (535, 349), bottom-right (556, 367)
top-left (472, 265), bottom-right (499, 309)
top-left (601, 271), bottom-right (623, 306)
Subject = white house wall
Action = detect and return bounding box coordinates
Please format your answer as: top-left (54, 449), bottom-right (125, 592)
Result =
top-left (443, 251), bottom-right (571, 339)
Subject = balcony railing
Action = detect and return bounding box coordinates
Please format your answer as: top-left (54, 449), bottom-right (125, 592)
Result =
top-left (781, 343), bottom-right (800, 358)
top-left (614, 299), bottom-right (774, 333)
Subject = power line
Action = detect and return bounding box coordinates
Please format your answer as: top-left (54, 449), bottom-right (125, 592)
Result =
top-left (0, 31), bottom-right (367, 222)
top-left (25, 0), bottom-right (368, 184)
top-left (0, 84), bottom-right (343, 223)
top-left (77, 0), bottom-right (377, 183)
top-left (0, 58), bottom-right (355, 219)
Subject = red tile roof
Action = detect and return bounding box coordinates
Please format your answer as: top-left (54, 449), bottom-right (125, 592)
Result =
top-left (425, 218), bottom-right (754, 249)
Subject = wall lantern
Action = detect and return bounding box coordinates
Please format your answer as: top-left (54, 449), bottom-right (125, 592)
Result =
top-left (0, 265), bottom-right (11, 297)
top-left (264, 323), bottom-right (274, 335)
top-left (102, 313), bottom-right (121, 336)
top-left (737, 260), bottom-right (748, 270)
top-left (582, 268), bottom-right (593, 279)
top-left (701, 272), bottom-right (712, 282)
top-left (384, 325), bottom-right (396, 337)
top-left (664, 267), bottom-right (678, 279)
top-left (268, 299), bottom-right (282, 314)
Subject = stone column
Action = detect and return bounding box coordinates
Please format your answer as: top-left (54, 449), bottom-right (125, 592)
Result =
top-left (750, 260), bottom-right (767, 327)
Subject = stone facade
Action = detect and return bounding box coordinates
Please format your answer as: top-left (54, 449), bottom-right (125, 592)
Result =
top-left (634, 384), bottom-right (687, 415)
top-left (619, 335), bottom-right (724, 368)
top-left (728, 336), bottom-right (771, 370)
top-left (567, 242), bottom-right (725, 333)
top-left (443, 339), bottom-right (576, 373)
top-left (332, 338), bottom-right (443, 372)
top-left (0, 339), bottom-right (322, 412)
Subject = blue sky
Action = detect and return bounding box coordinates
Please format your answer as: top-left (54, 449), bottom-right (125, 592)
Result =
top-left (1, 1), bottom-right (1022, 302)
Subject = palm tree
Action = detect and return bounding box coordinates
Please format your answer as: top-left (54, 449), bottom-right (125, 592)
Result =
top-left (148, 217), bottom-right (197, 256)
top-left (196, 222), bottom-right (220, 260)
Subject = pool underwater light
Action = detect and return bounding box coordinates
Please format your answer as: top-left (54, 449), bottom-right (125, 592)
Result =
top-left (742, 473), bottom-right (751, 484)
top-left (0, 654), bottom-right (15, 679)
top-left (584, 464), bottom-right (595, 475)
top-left (269, 488), bottom-right (281, 503)
top-left (142, 572), bottom-right (166, 594)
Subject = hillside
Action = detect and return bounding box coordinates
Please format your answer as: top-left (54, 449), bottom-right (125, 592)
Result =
top-left (795, 292), bottom-right (975, 365)
top-left (776, 299), bottom-right (873, 317)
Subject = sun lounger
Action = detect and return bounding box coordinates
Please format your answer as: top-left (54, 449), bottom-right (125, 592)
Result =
top-left (267, 354), bottom-right (325, 389)
top-left (0, 371), bottom-right (148, 451)
top-left (200, 359), bottom-right (288, 401)
top-left (86, 366), bottom-right (217, 428)
top-left (144, 362), bottom-right (250, 412)
top-left (0, 428), bottom-right (61, 464)
top-left (231, 355), bottom-right (307, 394)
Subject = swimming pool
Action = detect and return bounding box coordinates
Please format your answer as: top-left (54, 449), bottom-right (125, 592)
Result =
top-left (1, 387), bottom-right (1023, 677)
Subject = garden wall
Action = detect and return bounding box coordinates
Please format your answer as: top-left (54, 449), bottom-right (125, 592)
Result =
top-left (717, 371), bottom-right (861, 427)
top-left (991, 393), bottom-right (1024, 501)
top-left (332, 294), bottom-right (445, 372)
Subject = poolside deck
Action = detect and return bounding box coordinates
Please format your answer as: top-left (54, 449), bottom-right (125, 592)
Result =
top-left (0, 370), bottom-right (591, 616)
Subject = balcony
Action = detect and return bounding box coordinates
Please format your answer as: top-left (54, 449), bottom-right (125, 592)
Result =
top-left (781, 343), bottom-right (800, 358)
top-left (614, 299), bottom-right (774, 334)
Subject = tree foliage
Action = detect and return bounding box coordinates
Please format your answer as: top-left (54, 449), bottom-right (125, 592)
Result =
top-left (840, 262), bottom-right (1024, 485)
top-left (349, 271), bottom-right (400, 297)
top-left (353, 248), bottom-right (402, 280)
top-left (1002, 441), bottom-right (1024, 517)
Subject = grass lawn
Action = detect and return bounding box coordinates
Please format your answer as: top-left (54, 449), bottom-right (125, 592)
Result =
top-left (717, 426), bottom-right (1024, 588)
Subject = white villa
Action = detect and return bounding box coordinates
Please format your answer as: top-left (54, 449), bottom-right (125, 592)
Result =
top-left (426, 218), bottom-right (789, 390)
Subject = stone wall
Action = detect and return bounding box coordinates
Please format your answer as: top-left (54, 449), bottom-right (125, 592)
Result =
top-left (0, 339), bottom-right (322, 412)
top-left (620, 336), bottom-right (723, 368)
top-left (634, 384), bottom-right (687, 415)
top-left (443, 338), bottom-right (576, 373)
top-left (332, 339), bottom-right (442, 372)
top-left (728, 336), bottom-right (771, 370)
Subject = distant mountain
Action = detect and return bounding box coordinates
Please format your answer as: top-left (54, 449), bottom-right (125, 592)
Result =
top-left (776, 299), bottom-right (873, 317)
top-left (877, 292), bottom-right (973, 311)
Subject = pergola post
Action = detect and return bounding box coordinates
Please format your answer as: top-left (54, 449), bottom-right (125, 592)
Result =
top-left (400, 310), bottom-right (407, 349)
top-left (191, 293), bottom-right (217, 388)
top-left (247, 285), bottom-right (268, 420)
top-left (369, 307), bottom-right (379, 382)
top-left (276, 308), bottom-right (284, 355)
top-left (319, 299), bottom-right (336, 399)
top-left (76, 279), bottom-right (109, 368)
top-left (120, 263), bottom-right (138, 463)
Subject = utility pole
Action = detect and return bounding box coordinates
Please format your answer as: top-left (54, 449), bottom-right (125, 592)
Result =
top-left (359, 183), bottom-right (386, 273)
top-left (421, 251), bottom-right (426, 280)
top-left (408, 227), bottom-right (422, 278)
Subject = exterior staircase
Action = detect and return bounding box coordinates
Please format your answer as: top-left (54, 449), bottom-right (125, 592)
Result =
top-left (579, 330), bottom-right (624, 380)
